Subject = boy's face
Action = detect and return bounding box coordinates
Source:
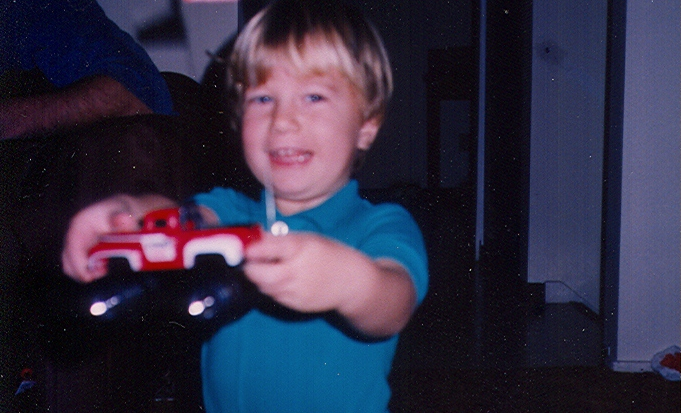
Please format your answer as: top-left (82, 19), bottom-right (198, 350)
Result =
top-left (241, 59), bottom-right (379, 215)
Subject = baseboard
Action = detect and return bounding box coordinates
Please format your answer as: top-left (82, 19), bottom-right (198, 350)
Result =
top-left (608, 360), bottom-right (653, 373)
top-left (544, 281), bottom-right (599, 313)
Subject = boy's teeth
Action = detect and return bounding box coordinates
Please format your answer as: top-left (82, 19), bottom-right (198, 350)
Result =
top-left (271, 148), bottom-right (310, 163)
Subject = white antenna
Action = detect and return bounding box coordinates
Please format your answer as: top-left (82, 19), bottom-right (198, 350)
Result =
top-left (265, 183), bottom-right (276, 232)
top-left (263, 168), bottom-right (288, 236)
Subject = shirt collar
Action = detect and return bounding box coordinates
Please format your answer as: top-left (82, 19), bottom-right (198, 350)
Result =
top-left (259, 180), bottom-right (361, 233)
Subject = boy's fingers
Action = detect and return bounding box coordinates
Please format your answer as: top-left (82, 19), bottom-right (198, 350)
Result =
top-left (243, 238), bottom-right (263, 261)
top-left (61, 213), bottom-right (110, 283)
top-left (61, 250), bottom-right (86, 282)
top-left (61, 239), bottom-right (101, 283)
top-left (244, 232), bottom-right (289, 262)
top-left (60, 251), bottom-right (75, 278)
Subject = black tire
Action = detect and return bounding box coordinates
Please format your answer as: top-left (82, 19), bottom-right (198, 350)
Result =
top-left (162, 256), bottom-right (255, 340)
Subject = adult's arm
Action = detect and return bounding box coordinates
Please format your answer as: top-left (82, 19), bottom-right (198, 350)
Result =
top-left (1, 0), bottom-right (174, 125)
top-left (0, 75), bottom-right (152, 139)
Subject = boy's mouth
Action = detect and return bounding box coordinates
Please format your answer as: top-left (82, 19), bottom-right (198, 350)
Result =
top-left (269, 148), bottom-right (312, 165)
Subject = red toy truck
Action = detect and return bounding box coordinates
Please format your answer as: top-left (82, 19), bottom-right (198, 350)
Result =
top-left (87, 208), bottom-right (261, 273)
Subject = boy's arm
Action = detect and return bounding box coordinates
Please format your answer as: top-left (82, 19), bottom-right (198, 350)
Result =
top-left (337, 253), bottom-right (417, 337)
top-left (61, 193), bottom-right (176, 283)
top-left (243, 232), bottom-right (418, 338)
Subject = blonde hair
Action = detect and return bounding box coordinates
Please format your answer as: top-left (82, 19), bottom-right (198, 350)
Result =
top-left (227, 0), bottom-right (393, 129)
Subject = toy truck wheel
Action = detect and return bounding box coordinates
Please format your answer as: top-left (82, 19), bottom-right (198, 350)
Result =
top-left (192, 254), bottom-right (228, 270)
top-left (106, 257), bottom-right (134, 273)
top-left (88, 252), bottom-right (140, 273)
top-left (183, 236), bottom-right (245, 269)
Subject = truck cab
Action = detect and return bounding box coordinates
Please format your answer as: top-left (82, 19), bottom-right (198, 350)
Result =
top-left (88, 208), bottom-right (261, 273)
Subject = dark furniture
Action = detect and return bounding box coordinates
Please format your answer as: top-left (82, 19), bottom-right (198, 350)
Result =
top-left (0, 73), bottom-right (257, 412)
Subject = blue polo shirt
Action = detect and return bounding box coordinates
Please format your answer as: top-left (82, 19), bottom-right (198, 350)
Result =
top-left (194, 180), bottom-right (428, 412)
top-left (1, 0), bottom-right (173, 115)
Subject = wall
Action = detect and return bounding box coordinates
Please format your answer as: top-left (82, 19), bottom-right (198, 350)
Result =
top-left (98, 0), bottom-right (239, 81)
top-left (527, 0), bottom-right (608, 313)
top-left (607, 0), bottom-right (681, 372)
top-left (352, 0), bottom-right (473, 188)
top-left (98, 0), bottom-right (473, 189)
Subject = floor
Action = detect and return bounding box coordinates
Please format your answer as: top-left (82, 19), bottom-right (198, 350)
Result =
top-left (389, 365), bottom-right (680, 412)
top-left (388, 281), bottom-right (679, 412)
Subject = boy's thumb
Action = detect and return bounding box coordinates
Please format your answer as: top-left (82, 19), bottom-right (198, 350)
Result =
top-left (109, 212), bottom-right (140, 232)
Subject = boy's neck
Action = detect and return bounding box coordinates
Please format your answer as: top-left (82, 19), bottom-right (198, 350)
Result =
top-left (273, 180), bottom-right (353, 216)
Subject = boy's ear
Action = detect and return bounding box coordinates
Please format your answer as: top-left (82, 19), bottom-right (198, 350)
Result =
top-left (357, 117), bottom-right (381, 150)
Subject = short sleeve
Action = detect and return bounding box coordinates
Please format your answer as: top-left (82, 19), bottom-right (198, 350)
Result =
top-left (357, 204), bottom-right (429, 304)
top-left (28, 1), bottom-right (174, 115)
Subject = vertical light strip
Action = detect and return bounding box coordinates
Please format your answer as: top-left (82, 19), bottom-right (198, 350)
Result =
top-left (475, 0), bottom-right (487, 261)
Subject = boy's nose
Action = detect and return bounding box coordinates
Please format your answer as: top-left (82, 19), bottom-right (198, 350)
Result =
top-left (271, 101), bottom-right (299, 132)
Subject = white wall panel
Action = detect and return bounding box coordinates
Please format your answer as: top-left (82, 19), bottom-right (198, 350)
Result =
top-left (527, 0), bottom-right (607, 313)
top-left (613, 0), bottom-right (681, 371)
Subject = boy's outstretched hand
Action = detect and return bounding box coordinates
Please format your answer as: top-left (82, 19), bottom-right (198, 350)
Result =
top-left (61, 194), bottom-right (176, 283)
top-left (243, 231), bottom-right (416, 337)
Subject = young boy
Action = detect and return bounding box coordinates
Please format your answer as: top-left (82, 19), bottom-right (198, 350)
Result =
top-left (61, 0), bottom-right (428, 411)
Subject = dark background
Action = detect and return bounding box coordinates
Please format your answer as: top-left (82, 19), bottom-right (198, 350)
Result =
top-left (3, 0), bottom-right (679, 411)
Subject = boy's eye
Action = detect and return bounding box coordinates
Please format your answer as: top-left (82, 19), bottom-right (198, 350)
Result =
top-left (306, 94), bottom-right (324, 102)
top-left (247, 95), bottom-right (272, 104)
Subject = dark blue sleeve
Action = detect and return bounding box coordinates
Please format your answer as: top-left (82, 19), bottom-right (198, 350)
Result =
top-left (16, 0), bottom-right (174, 115)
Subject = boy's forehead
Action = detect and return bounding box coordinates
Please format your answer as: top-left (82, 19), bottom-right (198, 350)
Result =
top-left (256, 60), bottom-right (339, 83)
top-left (252, 50), bottom-right (358, 90)
top-left (250, 33), bottom-right (356, 80)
